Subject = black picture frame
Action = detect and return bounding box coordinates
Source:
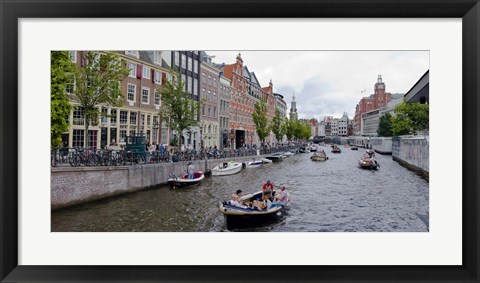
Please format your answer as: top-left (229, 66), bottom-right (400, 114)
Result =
top-left (1, 0), bottom-right (479, 282)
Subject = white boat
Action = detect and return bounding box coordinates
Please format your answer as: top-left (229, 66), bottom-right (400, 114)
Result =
top-left (212, 161), bottom-right (243, 176)
top-left (245, 160), bottom-right (263, 168)
top-left (167, 172), bottom-right (205, 189)
top-left (283, 152), bottom-right (294, 157)
top-left (261, 158), bottom-right (273, 164)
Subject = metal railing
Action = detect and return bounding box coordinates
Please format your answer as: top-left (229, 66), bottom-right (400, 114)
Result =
top-left (51, 143), bottom-right (307, 167)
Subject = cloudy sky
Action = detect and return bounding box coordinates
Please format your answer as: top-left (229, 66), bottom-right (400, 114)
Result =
top-left (208, 51), bottom-right (429, 120)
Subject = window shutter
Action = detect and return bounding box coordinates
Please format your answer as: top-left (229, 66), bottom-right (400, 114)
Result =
top-left (162, 72), bottom-right (167, 85)
top-left (137, 64), bottom-right (142, 79)
top-left (152, 69), bottom-right (155, 83)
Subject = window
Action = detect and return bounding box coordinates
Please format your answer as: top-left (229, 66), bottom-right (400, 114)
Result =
top-left (66, 79), bottom-right (75, 94)
top-left (72, 129), bottom-right (84, 148)
top-left (154, 90), bottom-right (161, 106)
top-left (110, 109), bottom-right (117, 126)
top-left (126, 51), bottom-right (139, 58)
top-left (181, 54), bottom-right (186, 69)
top-left (174, 52), bottom-right (180, 66)
top-left (154, 51), bottom-right (161, 64)
top-left (130, 112), bottom-right (137, 125)
top-left (188, 58), bottom-right (192, 72)
top-left (143, 66), bottom-right (151, 79)
top-left (208, 76), bottom-right (212, 85)
top-left (193, 61), bottom-right (198, 73)
top-left (208, 107), bottom-right (211, 117)
top-left (101, 108), bottom-right (108, 125)
top-left (193, 78), bottom-right (198, 95)
top-left (127, 62), bottom-right (136, 77)
top-left (146, 115), bottom-right (151, 126)
top-left (202, 104), bottom-right (205, 116)
top-left (142, 87), bottom-right (150, 104)
top-left (120, 110), bottom-right (128, 125)
top-left (69, 51), bottom-right (76, 63)
top-left (154, 71), bottom-right (161, 84)
top-left (73, 107), bottom-right (85, 126)
top-left (127, 84), bottom-right (136, 102)
top-left (213, 78), bottom-right (217, 87)
top-left (120, 128), bottom-right (127, 143)
top-left (181, 74), bottom-right (186, 90)
top-left (214, 106), bottom-right (216, 118)
top-left (187, 77), bottom-right (192, 93)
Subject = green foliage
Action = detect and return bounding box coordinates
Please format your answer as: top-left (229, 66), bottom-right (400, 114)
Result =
top-left (71, 51), bottom-right (129, 146)
top-left (284, 118), bottom-right (296, 141)
top-left (293, 119), bottom-right (312, 140)
top-left (158, 70), bottom-right (202, 148)
top-left (51, 51), bottom-right (74, 149)
top-left (270, 109), bottom-right (285, 142)
top-left (377, 112), bottom-right (393, 137)
top-left (252, 99), bottom-right (270, 143)
top-left (391, 100), bottom-right (429, 136)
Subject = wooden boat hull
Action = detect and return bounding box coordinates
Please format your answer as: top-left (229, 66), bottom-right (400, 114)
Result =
top-left (331, 149), bottom-right (341, 153)
top-left (311, 155), bottom-right (328, 161)
top-left (219, 191), bottom-right (289, 230)
top-left (168, 172), bottom-right (204, 188)
top-left (358, 159), bottom-right (378, 170)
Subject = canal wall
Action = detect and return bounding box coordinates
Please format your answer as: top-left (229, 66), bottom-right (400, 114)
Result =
top-left (392, 136), bottom-right (429, 179)
top-left (370, 137), bottom-right (393, 154)
top-left (51, 156), bottom-right (267, 210)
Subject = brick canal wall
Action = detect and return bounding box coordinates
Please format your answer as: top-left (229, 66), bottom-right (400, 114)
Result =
top-left (392, 136), bottom-right (429, 179)
top-left (51, 156), bottom-right (267, 210)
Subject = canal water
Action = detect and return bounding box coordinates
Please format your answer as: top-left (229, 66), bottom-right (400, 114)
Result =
top-left (51, 146), bottom-right (429, 232)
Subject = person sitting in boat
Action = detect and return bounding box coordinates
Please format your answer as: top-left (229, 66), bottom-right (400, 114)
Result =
top-left (270, 185), bottom-right (288, 208)
top-left (230, 190), bottom-right (247, 208)
top-left (223, 162), bottom-right (228, 169)
top-left (187, 162), bottom-right (195, 179)
top-left (262, 180), bottom-right (274, 201)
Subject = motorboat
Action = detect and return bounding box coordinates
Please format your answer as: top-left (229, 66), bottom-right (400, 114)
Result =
top-left (261, 158), bottom-right (273, 164)
top-left (358, 158), bottom-right (379, 170)
top-left (168, 171), bottom-right (205, 189)
top-left (351, 145), bottom-right (359, 150)
top-left (244, 159), bottom-right (263, 168)
top-left (299, 147), bottom-right (310, 153)
top-left (309, 144), bottom-right (318, 152)
top-left (265, 153), bottom-right (284, 162)
top-left (331, 147), bottom-right (341, 153)
top-left (283, 151), bottom-right (294, 157)
top-left (211, 161), bottom-right (243, 176)
top-left (219, 190), bottom-right (290, 230)
top-left (311, 153), bottom-right (328, 161)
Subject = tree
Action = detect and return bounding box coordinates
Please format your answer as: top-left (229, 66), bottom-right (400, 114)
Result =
top-left (377, 113), bottom-right (393, 137)
top-left (270, 109), bottom-right (285, 143)
top-left (71, 51), bottom-right (129, 147)
top-left (294, 119), bottom-right (311, 140)
top-left (252, 99), bottom-right (270, 145)
top-left (284, 118), bottom-right (296, 141)
top-left (158, 71), bottom-right (202, 149)
top-left (51, 51), bottom-right (75, 149)
top-left (391, 100), bottom-right (429, 136)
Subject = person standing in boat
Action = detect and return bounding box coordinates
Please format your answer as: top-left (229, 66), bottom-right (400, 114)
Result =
top-left (187, 162), bottom-right (195, 179)
top-left (262, 180), bottom-right (274, 201)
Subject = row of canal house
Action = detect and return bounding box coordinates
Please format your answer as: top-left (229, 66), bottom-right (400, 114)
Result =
top-left (61, 51), bottom-right (284, 150)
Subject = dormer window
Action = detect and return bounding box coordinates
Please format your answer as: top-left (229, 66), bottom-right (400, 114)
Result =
top-left (126, 51), bottom-right (139, 58)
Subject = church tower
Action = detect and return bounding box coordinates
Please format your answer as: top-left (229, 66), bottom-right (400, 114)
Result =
top-left (289, 91), bottom-right (298, 120)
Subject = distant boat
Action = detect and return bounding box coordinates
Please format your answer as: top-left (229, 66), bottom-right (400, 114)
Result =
top-left (265, 153), bottom-right (284, 162)
top-left (351, 145), bottom-right (359, 150)
top-left (168, 172), bottom-right (205, 189)
top-left (331, 147), bottom-right (341, 153)
top-left (358, 158), bottom-right (379, 170)
top-left (311, 154), bottom-right (328, 161)
top-left (212, 161), bottom-right (243, 176)
top-left (261, 158), bottom-right (273, 164)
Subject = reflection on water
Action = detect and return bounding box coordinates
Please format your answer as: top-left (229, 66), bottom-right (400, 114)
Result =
top-left (52, 146), bottom-right (429, 232)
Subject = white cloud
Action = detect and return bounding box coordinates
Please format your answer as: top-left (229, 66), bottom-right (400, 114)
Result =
top-left (209, 50), bottom-right (429, 120)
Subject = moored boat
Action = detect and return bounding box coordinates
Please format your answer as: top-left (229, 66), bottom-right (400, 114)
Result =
top-left (261, 158), bottom-right (273, 164)
top-left (211, 161), bottom-right (243, 176)
top-left (244, 159), bottom-right (263, 168)
top-left (351, 145), bottom-right (359, 150)
top-left (265, 154), bottom-right (284, 162)
top-left (219, 190), bottom-right (290, 230)
top-left (168, 172), bottom-right (205, 189)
